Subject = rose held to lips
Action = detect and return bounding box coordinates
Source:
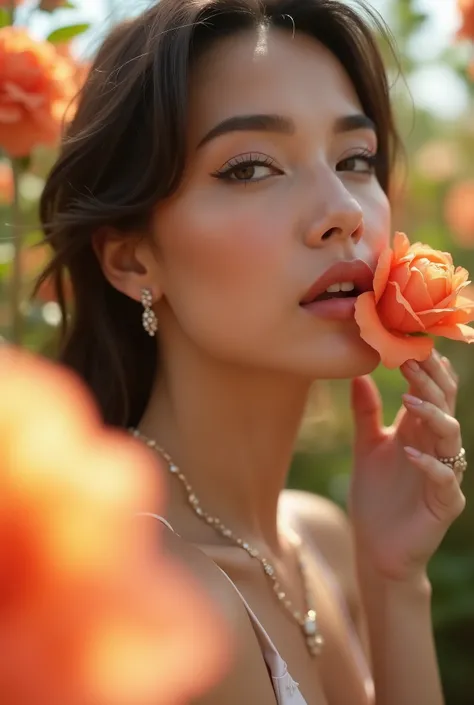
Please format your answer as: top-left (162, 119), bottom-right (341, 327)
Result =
top-left (354, 232), bottom-right (474, 369)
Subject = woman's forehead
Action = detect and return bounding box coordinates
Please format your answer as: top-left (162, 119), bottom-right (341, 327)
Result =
top-left (187, 28), bottom-right (364, 143)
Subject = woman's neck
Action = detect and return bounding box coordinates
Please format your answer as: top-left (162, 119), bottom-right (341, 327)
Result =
top-left (138, 344), bottom-right (313, 553)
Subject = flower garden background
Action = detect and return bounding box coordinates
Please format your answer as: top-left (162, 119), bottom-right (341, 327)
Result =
top-left (0, 0), bottom-right (474, 702)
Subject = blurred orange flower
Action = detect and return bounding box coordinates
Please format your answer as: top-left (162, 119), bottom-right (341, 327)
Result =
top-left (55, 41), bottom-right (92, 91)
top-left (0, 347), bottom-right (230, 705)
top-left (355, 232), bottom-right (474, 368)
top-left (0, 160), bottom-right (13, 204)
top-left (457, 0), bottom-right (474, 39)
top-left (444, 180), bottom-right (474, 247)
top-left (0, 28), bottom-right (79, 157)
top-left (415, 140), bottom-right (461, 183)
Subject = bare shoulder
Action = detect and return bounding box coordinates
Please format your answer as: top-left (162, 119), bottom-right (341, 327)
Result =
top-left (279, 490), bottom-right (360, 624)
top-left (161, 527), bottom-right (277, 705)
top-left (280, 489), bottom-right (353, 566)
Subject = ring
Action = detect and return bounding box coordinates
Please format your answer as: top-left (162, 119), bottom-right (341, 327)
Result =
top-left (437, 447), bottom-right (467, 473)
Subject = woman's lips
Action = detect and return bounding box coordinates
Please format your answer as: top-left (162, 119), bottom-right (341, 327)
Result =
top-left (300, 295), bottom-right (358, 321)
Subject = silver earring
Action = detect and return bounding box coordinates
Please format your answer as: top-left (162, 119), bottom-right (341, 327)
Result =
top-left (141, 288), bottom-right (158, 336)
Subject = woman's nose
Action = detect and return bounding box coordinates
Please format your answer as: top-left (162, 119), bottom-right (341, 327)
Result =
top-left (303, 190), bottom-right (364, 249)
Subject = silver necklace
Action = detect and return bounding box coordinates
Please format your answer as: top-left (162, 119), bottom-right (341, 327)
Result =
top-left (130, 428), bottom-right (324, 657)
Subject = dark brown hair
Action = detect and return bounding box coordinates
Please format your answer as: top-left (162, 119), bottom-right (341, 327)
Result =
top-left (36, 0), bottom-right (400, 428)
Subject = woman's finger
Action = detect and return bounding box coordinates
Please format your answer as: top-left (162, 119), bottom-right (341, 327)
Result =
top-left (441, 354), bottom-right (460, 385)
top-left (401, 359), bottom-right (450, 412)
top-left (402, 394), bottom-right (462, 459)
top-left (404, 446), bottom-right (466, 520)
top-left (419, 351), bottom-right (458, 414)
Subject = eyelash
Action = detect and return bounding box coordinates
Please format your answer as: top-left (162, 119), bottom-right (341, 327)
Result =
top-left (211, 149), bottom-right (378, 184)
top-left (337, 149), bottom-right (378, 174)
top-left (211, 153), bottom-right (282, 183)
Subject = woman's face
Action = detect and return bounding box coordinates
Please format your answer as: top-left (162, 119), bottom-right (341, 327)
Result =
top-left (152, 27), bottom-right (391, 379)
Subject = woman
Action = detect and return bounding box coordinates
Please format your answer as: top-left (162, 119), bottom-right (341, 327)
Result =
top-left (37, 0), bottom-right (466, 703)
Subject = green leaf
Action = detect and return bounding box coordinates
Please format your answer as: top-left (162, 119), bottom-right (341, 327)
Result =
top-left (40, 0), bottom-right (77, 13)
top-left (0, 8), bottom-right (10, 28)
top-left (14, 156), bottom-right (32, 174)
top-left (47, 23), bottom-right (90, 44)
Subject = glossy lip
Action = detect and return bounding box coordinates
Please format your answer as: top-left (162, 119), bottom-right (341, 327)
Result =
top-left (301, 296), bottom-right (359, 321)
top-left (299, 259), bottom-right (374, 305)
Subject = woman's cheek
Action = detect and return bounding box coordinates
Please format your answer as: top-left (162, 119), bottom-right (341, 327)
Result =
top-left (359, 187), bottom-right (391, 250)
top-left (156, 191), bottom-right (289, 308)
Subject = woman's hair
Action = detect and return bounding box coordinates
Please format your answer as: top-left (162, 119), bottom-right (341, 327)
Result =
top-left (36, 0), bottom-right (400, 428)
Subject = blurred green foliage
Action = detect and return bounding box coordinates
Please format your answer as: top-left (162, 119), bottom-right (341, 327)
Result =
top-left (0, 0), bottom-right (473, 702)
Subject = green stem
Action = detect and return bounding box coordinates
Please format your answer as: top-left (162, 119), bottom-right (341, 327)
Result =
top-left (10, 159), bottom-right (23, 345)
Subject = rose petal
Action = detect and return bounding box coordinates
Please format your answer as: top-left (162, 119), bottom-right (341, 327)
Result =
top-left (373, 247), bottom-right (393, 303)
top-left (426, 303), bottom-right (474, 327)
top-left (452, 268), bottom-right (470, 289)
top-left (354, 291), bottom-right (433, 369)
top-left (408, 245), bottom-right (453, 266)
top-left (377, 285), bottom-right (405, 329)
top-left (423, 268), bottom-right (449, 304)
top-left (453, 295), bottom-right (474, 311)
top-left (418, 308), bottom-right (458, 328)
top-left (427, 323), bottom-right (474, 343)
top-left (393, 232), bottom-right (411, 259)
top-left (435, 279), bottom-right (471, 309)
top-left (403, 267), bottom-right (434, 310)
top-left (378, 281), bottom-right (425, 333)
top-left (389, 261), bottom-right (412, 293)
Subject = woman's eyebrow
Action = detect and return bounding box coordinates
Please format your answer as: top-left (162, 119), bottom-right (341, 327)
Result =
top-left (334, 114), bottom-right (376, 135)
top-left (197, 114), bottom-right (294, 148)
top-left (196, 112), bottom-right (376, 149)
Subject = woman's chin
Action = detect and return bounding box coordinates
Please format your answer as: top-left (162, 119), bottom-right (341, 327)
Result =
top-left (298, 336), bottom-right (381, 380)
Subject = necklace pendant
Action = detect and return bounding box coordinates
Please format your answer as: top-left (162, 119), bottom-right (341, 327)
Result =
top-left (306, 633), bottom-right (324, 657)
top-left (303, 609), bottom-right (324, 656)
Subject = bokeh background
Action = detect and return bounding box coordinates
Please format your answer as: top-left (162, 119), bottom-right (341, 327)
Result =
top-left (0, 1), bottom-right (473, 703)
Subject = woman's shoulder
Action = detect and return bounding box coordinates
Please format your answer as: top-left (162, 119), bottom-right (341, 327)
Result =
top-left (279, 489), bottom-right (353, 556)
top-left (279, 490), bottom-right (360, 621)
top-left (159, 523), bottom-right (278, 705)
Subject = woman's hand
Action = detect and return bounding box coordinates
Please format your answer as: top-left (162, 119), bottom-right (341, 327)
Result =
top-left (349, 350), bottom-right (466, 583)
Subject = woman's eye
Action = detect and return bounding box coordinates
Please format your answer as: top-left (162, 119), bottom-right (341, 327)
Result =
top-left (337, 153), bottom-right (377, 175)
top-left (212, 155), bottom-right (282, 183)
top-left (229, 163), bottom-right (273, 182)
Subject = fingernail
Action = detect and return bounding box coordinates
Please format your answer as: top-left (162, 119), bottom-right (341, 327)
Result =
top-left (441, 356), bottom-right (449, 365)
top-left (403, 393), bottom-right (423, 406)
top-left (405, 360), bottom-right (420, 373)
top-left (404, 446), bottom-right (422, 458)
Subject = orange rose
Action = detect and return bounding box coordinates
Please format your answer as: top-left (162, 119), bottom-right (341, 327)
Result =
top-left (0, 347), bottom-right (230, 705)
top-left (0, 28), bottom-right (79, 157)
top-left (458, 0), bottom-right (474, 38)
top-left (444, 180), bottom-right (474, 247)
top-left (55, 41), bottom-right (92, 91)
top-left (354, 232), bottom-right (474, 368)
top-left (0, 160), bottom-right (13, 204)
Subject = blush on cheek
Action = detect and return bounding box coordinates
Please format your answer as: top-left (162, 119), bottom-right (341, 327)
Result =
top-left (157, 193), bottom-right (285, 294)
top-left (360, 194), bottom-right (391, 255)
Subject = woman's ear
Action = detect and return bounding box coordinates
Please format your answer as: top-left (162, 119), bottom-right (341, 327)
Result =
top-left (92, 228), bottom-right (163, 303)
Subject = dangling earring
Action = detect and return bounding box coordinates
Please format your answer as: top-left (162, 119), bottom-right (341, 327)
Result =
top-left (141, 288), bottom-right (158, 336)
